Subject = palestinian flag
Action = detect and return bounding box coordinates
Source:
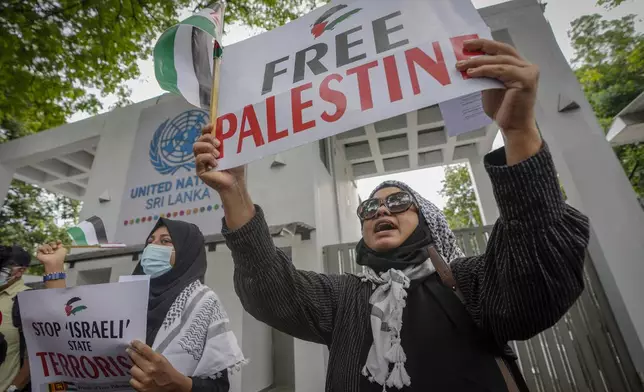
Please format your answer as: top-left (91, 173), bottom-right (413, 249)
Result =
top-left (48, 381), bottom-right (78, 391)
top-left (66, 216), bottom-right (108, 246)
top-left (154, 2), bottom-right (225, 109)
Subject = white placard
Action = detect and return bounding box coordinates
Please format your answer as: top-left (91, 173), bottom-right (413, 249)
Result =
top-left (118, 275), bottom-right (150, 291)
top-left (213, 0), bottom-right (501, 169)
top-left (18, 281), bottom-right (148, 391)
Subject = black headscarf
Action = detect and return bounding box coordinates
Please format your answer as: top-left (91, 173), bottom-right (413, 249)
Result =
top-left (355, 180), bottom-right (465, 272)
top-left (133, 218), bottom-right (207, 346)
top-left (356, 212), bottom-right (433, 272)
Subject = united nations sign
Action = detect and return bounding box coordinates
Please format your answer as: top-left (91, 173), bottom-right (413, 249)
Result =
top-left (149, 110), bottom-right (208, 175)
top-left (116, 99), bottom-right (223, 244)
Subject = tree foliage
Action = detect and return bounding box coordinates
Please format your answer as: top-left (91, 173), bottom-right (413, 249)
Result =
top-left (570, 12), bottom-right (644, 197)
top-left (0, 0), bottom-right (316, 265)
top-left (439, 164), bottom-right (482, 229)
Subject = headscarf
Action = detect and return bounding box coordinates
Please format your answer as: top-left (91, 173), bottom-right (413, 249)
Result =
top-left (133, 218), bottom-right (207, 346)
top-left (357, 180), bottom-right (465, 389)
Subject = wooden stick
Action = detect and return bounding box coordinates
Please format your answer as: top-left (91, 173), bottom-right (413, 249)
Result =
top-left (210, 56), bottom-right (222, 124)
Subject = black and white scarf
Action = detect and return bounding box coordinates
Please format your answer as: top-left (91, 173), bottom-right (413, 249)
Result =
top-left (356, 180), bottom-right (465, 389)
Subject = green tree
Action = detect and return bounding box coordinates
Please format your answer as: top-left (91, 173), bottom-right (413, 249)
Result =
top-left (570, 12), bottom-right (644, 197)
top-left (0, 0), bottom-right (315, 264)
top-left (439, 164), bottom-right (482, 229)
top-left (596, 0), bottom-right (631, 9)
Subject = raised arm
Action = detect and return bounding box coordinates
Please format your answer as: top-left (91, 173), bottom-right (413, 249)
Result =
top-left (452, 39), bottom-right (590, 343)
top-left (193, 129), bottom-right (343, 345)
top-left (452, 144), bottom-right (589, 343)
top-left (36, 240), bottom-right (68, 289)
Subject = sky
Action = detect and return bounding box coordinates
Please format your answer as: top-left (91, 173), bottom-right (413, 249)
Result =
top-left (74, 0), bottom-right (644, 209)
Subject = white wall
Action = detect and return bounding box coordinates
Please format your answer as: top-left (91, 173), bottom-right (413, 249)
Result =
top-left (81, 96), bottom-right (173, 240)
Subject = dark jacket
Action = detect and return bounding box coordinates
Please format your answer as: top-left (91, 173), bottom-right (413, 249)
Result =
top-left (223, 144), bottom-right (590, 391)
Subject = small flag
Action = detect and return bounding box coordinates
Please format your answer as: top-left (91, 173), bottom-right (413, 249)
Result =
top-left (154, 2), bottom-right (225, 109)
top-left (67, 216), bottom-right (108, 246)
top-left (48, 381), bottom-right (78, 391)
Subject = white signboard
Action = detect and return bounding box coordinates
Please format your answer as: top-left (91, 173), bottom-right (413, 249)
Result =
top-left (213, 0), bottom-right (500, 169)
top-left (18, 281), bottom-right (148, 392)
top-left (115, 100), bottom-right (225, 244)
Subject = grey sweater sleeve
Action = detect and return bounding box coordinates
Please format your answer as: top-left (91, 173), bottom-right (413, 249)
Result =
top-left (222, 207), bottom-right (344, 345)
top-left (452, 143), bottom-right (590, 343)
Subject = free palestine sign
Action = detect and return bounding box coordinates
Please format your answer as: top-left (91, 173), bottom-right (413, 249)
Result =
top-left (213, 0), bottom-right (500, 170)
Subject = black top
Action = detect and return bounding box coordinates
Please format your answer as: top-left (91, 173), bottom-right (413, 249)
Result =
top-left (223, 144), bottom-right (590, 392)
top-left (360, 275), bottom-right (512, 391)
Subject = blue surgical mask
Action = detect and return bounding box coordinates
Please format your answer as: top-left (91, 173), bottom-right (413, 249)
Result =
top-left (0, 267), bottom-right (13, 286)
top-left (141, 244), bottom-right (174, 278)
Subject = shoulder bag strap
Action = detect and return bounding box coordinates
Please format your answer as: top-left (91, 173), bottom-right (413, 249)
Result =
top-left (427, 246), bottom-right (521, 392)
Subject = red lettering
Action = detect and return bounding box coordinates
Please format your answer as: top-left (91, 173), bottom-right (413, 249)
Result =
top-left (57, 353), bottom-right (72, 377)
top-left (214, 113), bottom-right (238, 159)
top-left (405, 43), bottom-right (451, 94)
top-left (48, 352), bottom-right (63, 376)
top-left (266, 96), bottom-right (288, 142)
top-left (383, 55), bottom-right (403, 102)
top-left (236, 105), bottom-right (266, 153)
top-left (108, 356), bottom-right (126, 376)
top-left (291, 83), bottom-right (316, 133)
top-left (94, 356), bottom-right (119, 377)
top-left (117, 355), bottom-right (132, 375)
top-left (80, 356), bottom-right (99, 379)
top-left (36, 352), bottom-right (50, 377)
top-left (450, 34), bottom-right (483, 79)
top-left (346, 60), bottom-right (379, 111)
top-left (68, 354), bottom-right (83, 378)
top-left (320, 74), bottom-right (347, 123)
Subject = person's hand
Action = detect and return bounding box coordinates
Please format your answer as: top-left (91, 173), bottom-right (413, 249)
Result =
top-left (127, 340), bottom-right (192, 392)
top-left (456, 39), bottom-right (539, 133)
top-left (36, 240), bottom-right (67, 272)
top-left (193, 124), bottom-right (246, 195)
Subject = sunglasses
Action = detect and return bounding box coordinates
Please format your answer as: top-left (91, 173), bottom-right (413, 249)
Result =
top-left (357, 191), bottom-right (415, 220)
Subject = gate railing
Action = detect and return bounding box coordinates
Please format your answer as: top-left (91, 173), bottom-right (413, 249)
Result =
top-left (322, 227), bottom-right (643, 392)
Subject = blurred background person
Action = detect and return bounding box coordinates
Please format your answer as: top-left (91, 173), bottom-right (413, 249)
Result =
top-left (0, 245), bottom-right (31, 392)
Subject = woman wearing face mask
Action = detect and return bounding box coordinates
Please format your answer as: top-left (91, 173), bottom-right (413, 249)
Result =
top-left (36, 218), bottom-right (245, 392)
top-left (193, 38), bottom-right (591, 391)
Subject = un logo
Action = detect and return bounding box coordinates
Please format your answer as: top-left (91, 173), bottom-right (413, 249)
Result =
top-left (149, 110), bottom-right (209, 175)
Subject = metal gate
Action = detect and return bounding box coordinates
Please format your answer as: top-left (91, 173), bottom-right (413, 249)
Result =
top-left (323, 226), bottom-right (644, 391)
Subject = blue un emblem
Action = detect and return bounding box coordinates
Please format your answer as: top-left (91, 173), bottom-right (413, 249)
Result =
top-left (149, 110), bottom-right (209, 175)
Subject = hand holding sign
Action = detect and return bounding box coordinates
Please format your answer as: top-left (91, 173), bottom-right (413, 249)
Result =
top-left (127, 340), bottom-right (192, 392)
top-left (457, 39), bottom-right (539, 131)
top-left (456, 39), bottom-right (541, 164)
top-left (194, 125), bottom-right (256, 230)
top-left (194, 124), bottom-right (246, 193)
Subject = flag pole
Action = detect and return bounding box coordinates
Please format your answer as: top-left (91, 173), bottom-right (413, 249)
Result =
top-left (209, 2), bottom-right (226, 134)
top-left (210, 56), bottom-right (222, 125)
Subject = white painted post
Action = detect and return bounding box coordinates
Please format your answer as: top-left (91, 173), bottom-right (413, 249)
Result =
top-left (468, 158), bottom-right (500, 225)
top-left (482, 0), bottom-right (644, 374)
top-left (0, 164), bottom-right (15, 206)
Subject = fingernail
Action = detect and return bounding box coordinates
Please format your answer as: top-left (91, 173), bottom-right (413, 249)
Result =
top-left (456, 60), bottom-right (466, 67)
top-left (467, 68), bottom-right (474, 74)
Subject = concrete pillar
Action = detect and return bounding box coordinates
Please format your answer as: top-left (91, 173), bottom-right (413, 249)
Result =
top-left (482, 2), bottom-right (644, 374)
top-left (0, 163), bottom-right (15, 206)
top-left (468, 158), bottom-right (500, 225)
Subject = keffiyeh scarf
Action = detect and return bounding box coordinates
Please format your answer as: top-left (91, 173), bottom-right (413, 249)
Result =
top-left (152, 280), bottom-right (247, 379)
top-left (358, 180), bottom-right (465, 390)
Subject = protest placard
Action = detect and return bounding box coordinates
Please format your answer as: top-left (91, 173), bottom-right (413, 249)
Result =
top-left (212, 0), bottom-right (501, 169)
top-left (18, 281), bottom-right (148, 392)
